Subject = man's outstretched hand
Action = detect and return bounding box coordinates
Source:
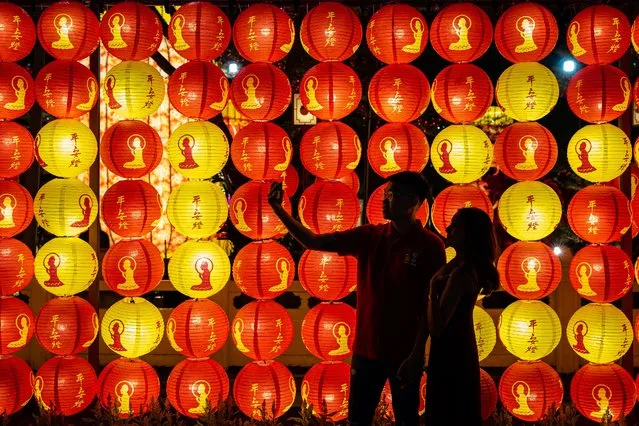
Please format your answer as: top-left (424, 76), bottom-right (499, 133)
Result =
top-left (268, 181), bottom-right (284, 209)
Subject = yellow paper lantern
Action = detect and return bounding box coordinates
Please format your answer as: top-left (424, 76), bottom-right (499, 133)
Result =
top-left (496, 62), bottom-right (559, 122)
top-left (34, 178), bottom-right (98, 237)
top-left (498, 181), bottom-right (562, 241)
top-left (168, 121), bottom-right (229, 179)
top-left (35, 119), bottom-right (97, 178)
top-left (34, 237), bottom-right (98, 296)
top-left (431, 125), bottom-right (493, 183)
top-left (567, 124), bottom-right (631, 183)
top-left (498, 300), bottom-right (562, 361)
top-left (103, 60), bottom-right (165, 119)
top-left (566, 303), bottom-right (632, 364)
top-left (168, 240), bottom-right (230, 298)
top-left (166, 181), bottom-right (228, 239)
top-left (101, 296), bottom-right (164, 358)
top-left (474, 306), bottom-right (496, 362)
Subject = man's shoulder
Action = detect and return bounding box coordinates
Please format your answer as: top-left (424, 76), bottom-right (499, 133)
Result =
top-left (414, 227), bottom-right (445, 248)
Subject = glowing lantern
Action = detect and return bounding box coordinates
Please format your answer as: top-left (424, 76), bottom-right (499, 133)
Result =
top-left (300, 2), bottom-right (361, 62)
top-left (168, 240), bottom-right (230, 299)
top-left (36, 119), bottom-right (97, 177)
top-left (97, 358), bottom-right (159, 418)
top-left (35, 60), bottom-right (97, 118)
top-left (567, 185), bottom-right (630, 244)
top-left (0, 63), bottom-right (34, 121)
top-left (167, 298), bottom-right (229, 358)
top-left (232, 4), bottom-right (293, 63)
top-left (102, 239), bottom-right (164, 297)
top-left (497, 241), bottom-right (561, 300)
top-left (431, 64), bottom-right (493, 123)
top-left (366, 4), bottom-right (428, 64)
top-left (168, 121), bottom-right (229, 180)
top-left (230, 122), bottom-right (291, 181)
top-left (36, 1), bottom-right (99, 60)
top-left (298, 250), bottom-right (356, 301)
top-left (496, 62), bottom-right (559, 122)
top-left (319, 172), bottom-right (361, 193)
top-left (632, 163), bottom-right (638, 197)
top-left (230, 63), bottom-right (291, 122)
top-left (480, 369), bottom-right (498, 420)
top-left (0, 355), bottom-right (32, 415)
top-left (301, 361), bottom-right (350, 421)
top-left (34, 237), bottom-right (97, 297)
top-left (635, 79), bottom-right (639, 111)
top-left (34, 178), bottom-right (97, 237)
top-left (233, 360), bottom-right (295, 420)
top-left (494, 122), bottom-right (557, 181)
top-left (100, 120), bottom-right (163, 178)
top-left (634, 16), bottom-right (639, 55)
top-left (233, 241), bottom-right (294, 299)
top-left (103, 60), bottom-right (165, 119)
top-left (166, 180), bottom-right (228, 239)
top-left (100, 1), bottom-right (162, 61)
top-left (498, 300), bottom-right (561, 360)
top-left (33, 355), bottom-right (97, 415)
top-left (300, 63), bottom-right (361, 121)
top-left (366, 182), bottom-right (429, 226)
top-left (0, 3), bottom-right (36, 62)
top-left (231, 300), bottom-right (293, 360)
top-left (379, 373), bottom-right (427, 419)
top-left (567, 124), bottom-right (631, 183)
top-left (168, 61), bottom-right (228, 120)
top-left (429, 3), bottom-right (492, 63)
top-left (34, 296), bottom-right (97, 355)
top-left (0, 122), bottom-right (34, 178)
top-left (299, 181), bottom-right (360, 234)
top-left (368, 122), bottom-right (429, 178)
top-left (499, 361), bottom-right (563, 422)
top-left (473, 306), bottom-right (496, 362)
top-left (0, 296), bottom-right (34, 355)
top-left (229, 181), bottom-right (291, 240)
top-left (498, 181), bottom-right (562, 241)
top-left (495, 3), bottom-right (558, 63)
top-left (567, 65), bottom-right (631, 123)
top-left (101, 297), bottom-right (164, 359)
top-left (301, 302), bottom-right (356, 361)
top-left (431, 184), bottom-right (493, 237)
top-left (431, 125), bottom-right (492, 183)
top-left (101, 180), bottom-right (162, 238)
top-left (566, 5), bottom-right (631, 65)
top-left (300, 122), bottom-right (361, 179)
top-left (368, 64), bottom-right (429, 122)
top-left (167, 358), bottom-right (229, 418)
top-left (0, 239), bottom-right (33, 296)
top-left (168, 2), bottom-right (230, 61)
top-left (0, 180), bottom-right (32, 239)
top-left (280, 164), bottom-right (299, 197)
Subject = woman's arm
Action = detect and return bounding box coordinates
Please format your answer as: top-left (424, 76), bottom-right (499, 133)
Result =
top-left (428, 267), bottom-right (471, 337)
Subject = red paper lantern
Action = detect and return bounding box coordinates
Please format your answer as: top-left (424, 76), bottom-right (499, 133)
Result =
top-left (36, 1), bottom-right (99, 61)
top-left (0, 181), bottom-right (32, 238)
top-left (300, 2), bottom-right (361, 62)
top-left (634, 16), bottom-right (639, 55)
top-left (366, 4), bottom-right (428, 65)
top-left (0, 122), bottom-right (34, 178)
top-left (0, 355), bottom-right (32, 415)
top-left (34, 355), bottom-right (97, 415)
top-left (567, 5), bottom-right (631, 65)
top-left (167, 2), bottom-right (230, 61)
top-left (0, 62), bottom-right (34, 121)
top-left (0, 296), bottom-right (34, 355)
top-left (97, 358), bottom-right (160, 418)
top-left (0, 239), bottom-right (34, 296)
top-left (571, 363), bottom-right (636, 422)
top-left (229, 181), bottom-right (291, 240)
top-left (100, 2), bottom-right (162, 61)
top-left (497, 241), bottom-right (561, 300)
top-left (494, 122), bottom-right (558, 181)
top-left (35, 60), bottom-right (97, 118)
top-left (300, 122), bottom-right (361, 179)
top-left (230, 63), bottom-right (291, 122)
top-left (480, 368), bottom-right (498, 421)
top-left (499, 361), bottom-right (563, 422)
top-left (280, 164), bottom-right (299, 197)
top-left (495, 3), bottom-right (558, 63)
top-left (100, 120), bottom-right (163, 178)
top-left (566, 65), bottom-right (632, 123)
top-left (168, 61), bottom-right (228, 120)
top-left (567, 185), bottom-right (630, 244)
top-left (0, 3), bottom-right (36, 62)
top-left (298, 250), bottom-right (356, 301)
top-left (35, 296), bottom-right (97, 355)
top-left (233, 360), bottom-right (295, 420)
top-left (366, 182), bottom-right (429, 226)
top-left (231, 122), bottom-right (292, 181)
top-left (232, 4), bottom-right (293, 63)
top-left (318, 172), bottom-right (360, 193)
top-left (431, 185), bottom-right (493, 237)
top-left (431, 63), bottom-right (493, 123)
top-left (301, 302), bottom-right (356, 361)
top-left (367, 123), bottom-right (429, 178)
top-left (569, 245), bottom-right (633, 303)
top-left (233, 241), bottom-right (294, 299)
top-left (167, 299), bottom-right (229, 358)
top-left (368, 64), bottom-right (429, 122)
top-left (298, 181), bottom-right (360, 234)
top-left (632, 163), bottom-right (639, 198)
top-left (300, 63), bottom-right (361, 121)
top-left (301, 361), bottom-right (350, 421)
top-left (101, 180), bottom-right (162, 238)
top-left (167, 358), bottom-right (229, 418)
top-left (102, 239), bottom-right (164, 297)
top-left (430, 3), bottom-right (493, 63)
top-left (231, 300), bottom-right (293, 360)
top-left (379, 373), bottom-right (427, 419)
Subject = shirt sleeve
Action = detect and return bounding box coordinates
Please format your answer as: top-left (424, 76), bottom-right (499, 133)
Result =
top-left (320, 225), bottom-right (374, 257)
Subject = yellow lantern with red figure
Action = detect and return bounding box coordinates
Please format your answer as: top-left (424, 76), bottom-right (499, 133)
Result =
top-left (368, 64), bottom-right (429, 123)
top-left (300, 2), bottom-right (361, 62)
top-left (0, 355), bottom-right (33, 415)
top-left (298, 250), bottom-right (356, 301)
top-left (498, 241), bottom-right (561, 300)
top-left (0, 180), bottom-right (32, 239)
top-left (366, 4), bottom-right (428, 64)
top-left (0, 3), bottom-right (36, 62)
top-left (0, 63), bottom-right (35, 121)
top-left (567, 185), bottom-right (630, 244)
top-left (301, 302), bottom-right (356, 362)
top-left (431, 184), bottom-right (493, 237)
top-left (168, 240), bottom-right (230, 299)
top-left (299, 181), bottom-right (360, 235)
top-left (0, 296), bottom-right (34, 355)
top-left (168, 121), bottom-right (229, 180)
top-left (34, 178), bottom-right (97, 237)
top-left (431, 64), bottom-right (493, 123)
top-left (233, 241), bottom-right (294, 300)
top-left (232, 4), bottom-right (294, 63)
top-left (103, 60), bottom-right (165, 119)
top-left (35, 60), bottom-right (98, 118)
top-left (300, 62), bottom-right (361, 121)
top-left (167, 61), bottom-right (229, 120)
top-left (431, 125), bottom-right (492, 183)
top-left (230, 63), bottom-right (291, 122)
top-left (166, 181), bottom-right (228, 239)
top-left (569, 245), bottom-right (633, 303)
top-left (233, 360), bottom-right (295, 420)
top-left (167, 298), bottom-right (229, 358)
top-left (167, 358), bottom-right (229, 418)
top-left (473, 306), bottom-right (496, 362)
top-left (35, 118), bottom-right (97, 178)
top-left (367, 123), bottom-right (429, 179)
top-left (300, 122), bottom-right (361, 180)
top-left (230, 122), bottom-right (291, 181)
top-left (301, 361), bottom-right (351, 422)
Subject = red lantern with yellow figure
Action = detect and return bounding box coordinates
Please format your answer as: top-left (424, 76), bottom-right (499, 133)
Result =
top-left (633, 15), bottom-right (639, 55)
top-left (367, 182), bottom-right (429, 226)
top-left (0, 180), bottom-right (32, 238)
top-left (231, 300), bottom-right (293, 360)
top-left (168, 1), bottom-right (230, 61)
top-left (167, 358), bottom-right (229, 418)
top-left (280, 164), bottom-right (299, 197)
top-left (229, 181), bottom-right (291, 240)
top-left (0, 238), bottom-right (33, 296)
top-left (298, 250), bottom-right (356, 301)
top-left (232, 4), bottom-right (294, 63)
top-left (0, 296), bottom-right (34, 355)
top-left (102, 239), bottom-right (164, 297)
top-left (298, 181), bottom-right (360, 235)
top-left (368, 64), bottom-right (429, 122)
top-left (0, 3), bottom-right (36, 62)
top-left (567, 185), bottom-right (630, 244)
top-left (0, 122), bottom-right (34, 178)
top-left (0, 63), bottom-right (34, 121)
top-left (230, 63), bottom-right (291, 122)
top-left (97, 358), bottom-right (159, 418)
top-left (233, 241), bottom-right (294, 300)
top-left (494, 122), bottom-right (557, 181)
top-left (301, 361), bottom-right (351, 421)
top-left (366, 4), bottom-right (428, 64)
top-left (301, 302), bottom-right (356, 362)
top-left (231, 122), bottom-right (292, 181)
top-left (168, 61), bottom-right (228, 120)
top-left (101, 179), bottom-right (162, 238)
top-left (431, 185), bottom-right (493, 237)
top-left (100, 120), bottom-right (163, 178)
top-left (0, 355), bottom-right (33, 415)
top-left (300, 2), bottom-right (361, 62)
top-left (100, 1), bottom-right (162, 61)
top-left (233, 360), bottom-right (295, 420)
top-left (35, 60), bottom-right (97, 118)
top-left (300, 122), bottom-right (361, 180)
top-left (300, 62), bottom-right (361, 121)
top-left (367, 123), bottom-right (429, 178)
top-left (167, 299), bottom-right (229, 358)
top-left (569, 245), bottom-right (633, 303)
top-left (34, 296), bottom-right (97, 355)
